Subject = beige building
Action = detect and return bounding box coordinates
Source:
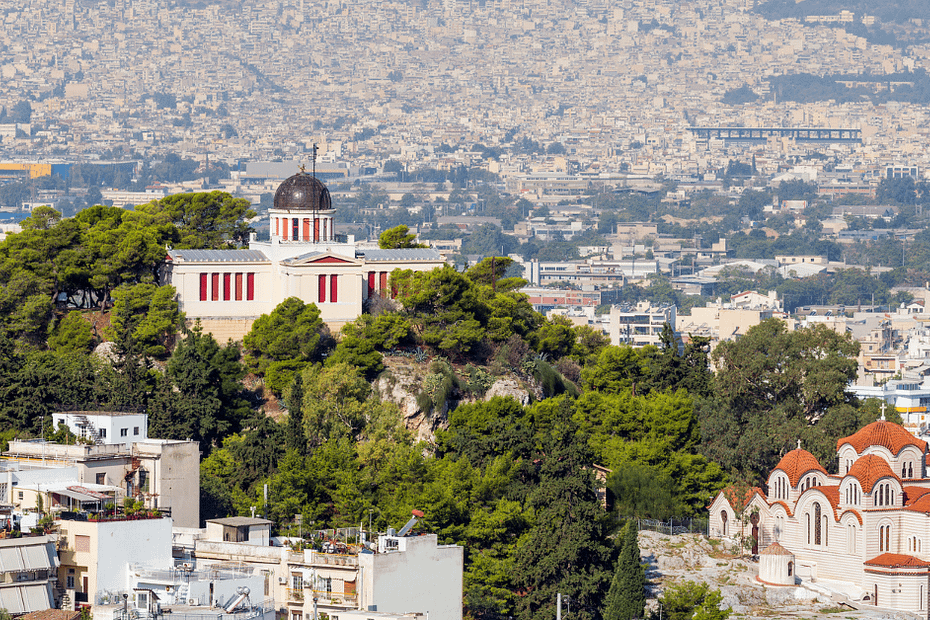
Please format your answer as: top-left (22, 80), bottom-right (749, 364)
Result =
top-left (163, 173), bottom-right (445, 342)
top-left (3, 435), bottom-right (200, 529)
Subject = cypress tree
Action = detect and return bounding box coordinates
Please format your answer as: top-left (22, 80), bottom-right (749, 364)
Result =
top-left (285, 373), bottom-right (305, 454)
top-left (603, 521), bottom-right (646, 620)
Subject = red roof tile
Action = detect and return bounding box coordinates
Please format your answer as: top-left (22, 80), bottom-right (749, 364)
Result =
top-left (903, 486), bottom-right (930, 506)
top-left (865, 553), bottom-right (930, 568)
top-left (905, 493), bottom-right (930, 514)
top-left (846, 455), bottom-right (899, 493)
top-left (769, 500), bottom-right (794, 517)
top-left (838, 420), bottom-right (927, 456)
top-left (760, 542), bottom-right (793, 556)
top-left (721, 486), bottom-right (766, 510)
top-left (838, 509), bottom-right (863, 525)
top-left (773, 448), bottom-right (827, 487)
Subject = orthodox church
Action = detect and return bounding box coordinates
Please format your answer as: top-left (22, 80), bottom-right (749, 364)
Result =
top-left (709, 414), bottom-right (930, 617)
top-left (162, 171), bottom-right (444, 342)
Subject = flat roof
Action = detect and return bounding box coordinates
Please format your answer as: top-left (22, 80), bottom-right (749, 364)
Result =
top-left (207, 517), bottom-right (272, 527)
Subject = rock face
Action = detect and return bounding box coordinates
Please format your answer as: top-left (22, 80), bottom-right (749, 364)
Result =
top-left (373, 358), bottom-right (536, 443)
top-left (484, 379), bottom-right (532, 405)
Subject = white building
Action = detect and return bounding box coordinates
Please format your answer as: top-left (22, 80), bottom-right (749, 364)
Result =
top-left (609, 302), bottom-right (676, 347)
top-left (52, 411), bottom-right (148, 447)
top-left (710, 417), bottom-right (930, 617)
top-left (163, 173), bottom-right (445, 342)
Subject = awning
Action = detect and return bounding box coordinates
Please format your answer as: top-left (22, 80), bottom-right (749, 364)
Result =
top-left (66, 486), bottom-right (109, 500)
top-left (53, 489), bottom-right (104, 504)
top-left (21, 544), bottom-right (52, 571)
top-left (0, 547), bottom-right (25, 573)
top-left (0, 583), bottom-right (52, 614)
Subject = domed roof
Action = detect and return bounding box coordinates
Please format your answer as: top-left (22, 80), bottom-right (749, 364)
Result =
top-left (273, 172), bottom-right (332, 211)
top-left (773, 448), bottom-right (827, 487)
top-left (837, 420), bottom-right (927, 456)
top-left (846, 454), bottom-right (898, 493)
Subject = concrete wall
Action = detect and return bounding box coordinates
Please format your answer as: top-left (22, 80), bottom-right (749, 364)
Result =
top-left (359, 535), bottom-right (463, 620)
top-left (135, 441), bottom-right (200, 528)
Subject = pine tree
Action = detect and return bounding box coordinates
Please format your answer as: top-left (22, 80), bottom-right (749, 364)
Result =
top-left (603, 521), bottom-right (646, 620)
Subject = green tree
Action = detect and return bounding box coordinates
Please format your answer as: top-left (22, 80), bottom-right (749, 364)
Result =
top-left (243, 298), bottom-right (328, 373)
top-left (107, 283), bottom-right (182, 357)
top-left (286, 373), bottom-right (306, 454)
top-left (603, 521), bottom-right (646, 620)
top-left (514, 428), bottom-right (613, 620)
top-left (657, 581), bottom-right (730, 620)
top-left (379, 225), bottom-right (426, 249)
top-left (48, 311), bottom-right (95, 354)
top-left (134, 191), bottom-right (255, 248)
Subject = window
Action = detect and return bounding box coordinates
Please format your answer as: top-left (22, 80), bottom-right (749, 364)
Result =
top-left (17, 491), bottom-right (22, 500)
top-left (138, 592), bottom-right (148, 608)
top-left (99, 428), bottom-right (106, 438)
top-left (96, 473), bottom-right (105, 485)
top-left (319, 275), bottom-right (327, 303)
top-left (223, 273), bottom-right (231, 301)
top-left (75, 535), bottom-right (90, 552)
top-left (330, 275), bottom-right (338, 303)
top-left (199, 273), bottom-right (208, 301)
top-left (134, 427), bottom-right (139, 435)
top-left (235, 273), bottom-right (243, 301)
top-left (246, 273), bottom-right (255, 301)
top-left (814, 503), bottom-right (822, 545)
top-left (66, 575), bottom-right (74, 589)
top-left (211, 273), bottom-right (220, 301)
top-left (293, 218), bottom-right (299, 240)
top-left (291, 574), bottom-right (303, 590)
top-left (120, 428), bottom-right (128, 437)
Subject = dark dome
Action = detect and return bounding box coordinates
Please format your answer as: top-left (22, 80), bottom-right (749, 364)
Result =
top-left (273, 173), bottom-right (332, 211)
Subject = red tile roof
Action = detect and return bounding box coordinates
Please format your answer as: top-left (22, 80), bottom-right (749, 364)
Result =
top-left (838, 420), bottom-right (927, 456)
top-left (720, 486), bottom-right (766, 510)
top-left (903, 486), bottom-right (930, 506)
top-left (769, 500), bottom-right (794, 517)
top-left (773, 448), bottom-right (827, 487)
top-left (865, 553), bottom-right (930, 568)
top-left (838, 509), bottom-right (863, 525)
top-left (846, 454), bottom-right (899, 493)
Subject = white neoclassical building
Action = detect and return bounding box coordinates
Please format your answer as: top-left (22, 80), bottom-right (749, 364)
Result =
top-left (163, 172), bottom-right (444, 342)
top-left (710, 416), bottom-right (930, 617)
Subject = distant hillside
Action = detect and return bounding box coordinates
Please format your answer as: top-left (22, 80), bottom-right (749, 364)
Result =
top-left (755, 0), bottom-right (930, 23)
top-left (754, 0), bottom-right (930, 48)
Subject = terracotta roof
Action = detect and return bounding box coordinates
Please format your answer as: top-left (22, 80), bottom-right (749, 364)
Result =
top-left (905, 493), bottom-right (930, 514)
top-left (812, 485), bottom-right (840, 519)
top-left (769, 500), bottom-right (794, 517)
top-left (846, 455), bottom-right (899, 493)
top-left (20, 611), bottom-right (81, 620)
top-left (864, 553), bottom-right (930, 568)
top-left (773, 448), bottom-right (827, 487)
top-left (837, 420), bottom-right (927, 456)
top-left (838, 509), bottom-right (863, 525)
top-left (760, 541), bottom-right (793, 556)
top-left (903, 486), bottom-right (930, 506)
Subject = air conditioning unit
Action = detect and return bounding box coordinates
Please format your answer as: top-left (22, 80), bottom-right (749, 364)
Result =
top-left (278, 577), bottom-right (286, 584)
top-left (189, 599), bottom-right (199, 606)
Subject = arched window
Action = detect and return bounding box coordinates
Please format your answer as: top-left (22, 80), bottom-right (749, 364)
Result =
top-left (814, 503), bottom-right (822, 545)
top-left (788, 561), bottom-right (793, 577)
top-left (909, 462), bottom-right (914, 478)
top-left (903, 464), bottom-right (908, 478)
top-left (721, 510), bottom-right (728, 536)
top-left (880, 525), bottom-right (892, 552)
top-left (806, 513), bottom-right (811, 544)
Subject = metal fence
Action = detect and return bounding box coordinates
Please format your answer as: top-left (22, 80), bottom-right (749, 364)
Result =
top-left (636, 518), bottom-right (708, 536)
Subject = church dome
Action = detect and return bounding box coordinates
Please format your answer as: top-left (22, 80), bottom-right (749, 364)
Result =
top-left (774, 448), bottom-right (827, 486)
top-left (837, 420), bottom-right (927, 456)
top-left (846, 454), bottom-right (898, 493)
top-left (273, 172), bottom-right (332, 211)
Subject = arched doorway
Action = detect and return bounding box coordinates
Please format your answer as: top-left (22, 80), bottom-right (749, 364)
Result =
top-left (750, 512), bottom-right (760, 554)
top-left (721, 510), bottom-right (728, 536)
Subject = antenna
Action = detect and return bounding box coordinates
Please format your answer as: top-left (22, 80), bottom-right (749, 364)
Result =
top-left (312, 143), bottom-right (318, 179)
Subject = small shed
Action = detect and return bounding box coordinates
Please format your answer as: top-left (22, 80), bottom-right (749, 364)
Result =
top-left (758, 542), bottom-right (795, 586)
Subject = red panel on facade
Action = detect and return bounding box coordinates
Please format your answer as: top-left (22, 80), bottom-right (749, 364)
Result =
top-left (318, 275), bottom-right (326, 303)
top-left (331, 275), bottom-right (338, 303)
top-left (235, 273), bottom-right (243, 301)
top-left (211, 273), bottom-right (219, 301)
top-left (200, 273), bottom-right (208, 301)
top-left (223, 273), bottom-right (231, 301)
top-left (246, 273), bottom-right (255, 300)
top-left (281, 218), bottom-right (286, 240)
top-left (314, 219), bottom-right (321, 242)
top-left (303, 218), bottom-right (310, 241)
top-left (380, 272), bottom-right (388, 292)
top-left (367, 272), bottom-right (375, 297)
top-left (310, 257), bottom-right (352, 264)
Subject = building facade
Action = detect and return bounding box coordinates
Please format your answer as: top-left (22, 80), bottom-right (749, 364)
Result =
top-left (709, 417), bottom-right (930, 617)
top-left (163, 173), bottom-right (445, 342)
